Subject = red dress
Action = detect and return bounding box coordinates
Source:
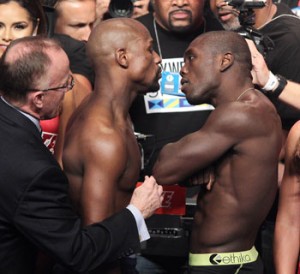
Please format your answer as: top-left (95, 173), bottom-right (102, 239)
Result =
top-left (40, 116), bottom-right (60, 154)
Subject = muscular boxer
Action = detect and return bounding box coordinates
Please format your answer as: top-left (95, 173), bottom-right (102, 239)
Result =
top-left (153, 31), bottom-right (282, 274)
top-left (62, 18), bottom-right (162, 273)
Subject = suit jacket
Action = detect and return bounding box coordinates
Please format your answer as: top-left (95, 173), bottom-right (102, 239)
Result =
top-left (0, 99), bottom-right (140, 274)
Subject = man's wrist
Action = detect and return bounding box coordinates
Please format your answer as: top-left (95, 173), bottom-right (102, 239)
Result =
top-left (271, 74), bottom-right (288, 98)
top-left (261, 71), bottom-right (278, 92)
top-left (261, 72), bottom-right (287, 98)
top-left (126, 204), bottom-right (150, 242)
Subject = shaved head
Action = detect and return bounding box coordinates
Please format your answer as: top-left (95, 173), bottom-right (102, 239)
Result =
top-left (86, 17), bottom-right (161, 94)
top-left (86, 18), bottom-right (152, 69)
top-left (192, 31), bottom-right (252, 71)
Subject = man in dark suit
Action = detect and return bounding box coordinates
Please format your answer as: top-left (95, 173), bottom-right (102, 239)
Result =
top-left (0, 36), bottom-right (163, 274)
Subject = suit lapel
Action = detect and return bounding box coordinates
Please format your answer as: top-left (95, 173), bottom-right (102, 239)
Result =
top-left (0, 98), bottom-right (42, 140)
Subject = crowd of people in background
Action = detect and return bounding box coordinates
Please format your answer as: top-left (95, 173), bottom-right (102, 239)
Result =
top-left (0, 0), bottom-right (299, 273)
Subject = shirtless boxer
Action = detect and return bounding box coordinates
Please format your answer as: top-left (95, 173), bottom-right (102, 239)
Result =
top-left (152, 31), bottom-right (282, 274)
top-left (62, 18), bottom-right (161, 273)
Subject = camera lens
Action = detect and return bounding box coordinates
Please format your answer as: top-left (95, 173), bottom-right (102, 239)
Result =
top-left (109, 0), bottom-right (135, 18)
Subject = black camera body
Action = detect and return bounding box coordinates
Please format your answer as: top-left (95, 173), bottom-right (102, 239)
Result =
top-left (226, 0), bottom-right (274, 56)
top-left (227, 0), bottom-right (266, 9)
top-left (109, 0), bottom-right (137, 18)
top-left (226, 0), bottom-right (266, 26)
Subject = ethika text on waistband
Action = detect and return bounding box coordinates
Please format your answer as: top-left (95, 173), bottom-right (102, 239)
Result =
top-left (189, 246), bottom-right (258, 266)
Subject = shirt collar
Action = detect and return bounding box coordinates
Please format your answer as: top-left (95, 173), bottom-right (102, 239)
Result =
top-left (1, 96), bottom-right (41, 132)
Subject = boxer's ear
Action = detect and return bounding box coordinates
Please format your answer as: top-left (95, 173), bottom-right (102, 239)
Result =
top-left (220, 52), bottom-right (234, 72)
top-left (115, 48), bottom-right (128, 68)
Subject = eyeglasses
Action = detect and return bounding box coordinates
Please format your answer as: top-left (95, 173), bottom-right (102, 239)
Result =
top-left (28, 74), bottom-right (75, 92)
